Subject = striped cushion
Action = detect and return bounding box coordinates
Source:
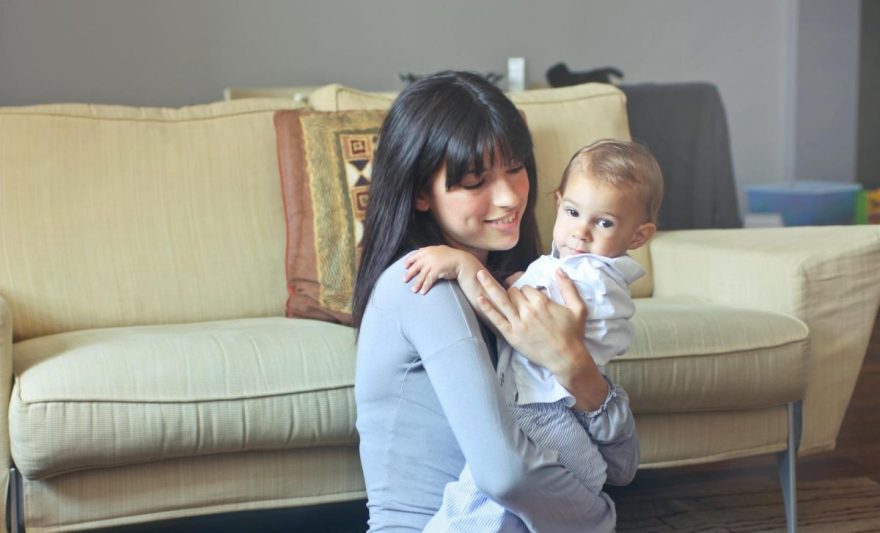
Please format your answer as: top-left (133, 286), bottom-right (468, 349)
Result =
top-left (0, 99), bottom-right (302, 341)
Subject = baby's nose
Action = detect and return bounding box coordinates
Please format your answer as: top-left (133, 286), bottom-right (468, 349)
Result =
top-left (574, 227), bottom-right (592, 241)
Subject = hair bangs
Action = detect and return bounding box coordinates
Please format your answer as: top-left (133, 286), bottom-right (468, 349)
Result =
top-left (441, 106), bottom-right (532, 189)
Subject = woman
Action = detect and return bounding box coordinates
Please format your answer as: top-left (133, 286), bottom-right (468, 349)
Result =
top-left (353, 71), bottom-right (638, 532)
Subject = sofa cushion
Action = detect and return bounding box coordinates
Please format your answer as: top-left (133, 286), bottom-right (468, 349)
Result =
top-left (610, 296), bottom-right (810, 413)
top-left (10, 297), bottom-right (808, 480)
top-left (9, 318), bottom-right (357, 479)
top-left (274, 109), bottom-right (386, 325)
top-left (307, 83), bottom-right (654, 298)
top-left (307, 84), bottom-right (398, 110)
top-left (0, 99), bottom-right (303, 341)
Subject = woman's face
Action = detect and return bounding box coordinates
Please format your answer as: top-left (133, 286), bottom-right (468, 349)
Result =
top-left (416, 151), bottom-right (530, 264)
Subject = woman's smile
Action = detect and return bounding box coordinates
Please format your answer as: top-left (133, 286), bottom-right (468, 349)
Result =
top-left (485, 211), bottom-right (520, 230)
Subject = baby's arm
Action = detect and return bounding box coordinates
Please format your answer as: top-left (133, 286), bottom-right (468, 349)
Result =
top-left (403, 246), bottom-right (485, 309)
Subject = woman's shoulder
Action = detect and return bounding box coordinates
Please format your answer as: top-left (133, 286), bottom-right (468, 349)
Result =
top-left (370, 253), bottom-right (427, 307)
top-left (372, 253), bottom-right (472, 313)
top-left (365, 253), bottom-right (485, 347)
top-left (372, 253), bottom-right (414, 298)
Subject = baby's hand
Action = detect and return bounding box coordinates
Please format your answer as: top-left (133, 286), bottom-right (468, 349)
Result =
top-left (403, 245), bottom-right (469, 295)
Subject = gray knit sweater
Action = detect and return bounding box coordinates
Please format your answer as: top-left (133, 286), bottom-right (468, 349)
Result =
top-left (355, 256), bottom-right (639, 532)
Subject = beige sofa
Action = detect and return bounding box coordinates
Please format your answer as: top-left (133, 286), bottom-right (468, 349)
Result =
top-left (1, 83), bottom-right (878, 532)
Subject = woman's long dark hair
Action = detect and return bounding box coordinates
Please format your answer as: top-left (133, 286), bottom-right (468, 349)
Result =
top-left (352, 71), bottom-right (541, 329)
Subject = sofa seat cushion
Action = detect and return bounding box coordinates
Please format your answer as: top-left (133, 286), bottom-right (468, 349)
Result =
top-left (10, 318), bottom-right (357, 480)
top-left (609, 297), bottom-right (810, 414)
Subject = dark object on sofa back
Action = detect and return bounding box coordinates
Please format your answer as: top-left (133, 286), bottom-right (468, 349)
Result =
top-left (621, 83), bottom-right (743, 230)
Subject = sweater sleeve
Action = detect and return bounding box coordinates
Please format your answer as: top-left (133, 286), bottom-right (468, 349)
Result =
top-left (396, 269), bottom-right (618, 532)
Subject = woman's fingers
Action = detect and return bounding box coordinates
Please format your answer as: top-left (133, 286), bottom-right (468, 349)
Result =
top-left (517, 285), bottom-right (547, 305)
top-left (476, 270), bottom-right (518, 322)
top-left (555, 268), bottom-right (587, 320)
top-left (476, 295), bottom-right (512, 336)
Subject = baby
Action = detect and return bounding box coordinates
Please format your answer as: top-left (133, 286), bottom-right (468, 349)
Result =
top-left (406, 139), bottom-right (664, 532)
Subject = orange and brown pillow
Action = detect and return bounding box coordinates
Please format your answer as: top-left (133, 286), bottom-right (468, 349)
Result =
top-left (274, 109), bottom-right (386, 325)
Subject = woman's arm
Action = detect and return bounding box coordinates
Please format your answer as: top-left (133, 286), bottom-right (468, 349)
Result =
top-left (395, 266), bottom-right (616, 532)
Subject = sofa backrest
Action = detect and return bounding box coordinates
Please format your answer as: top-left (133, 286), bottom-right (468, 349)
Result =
top-left (0, 99), bottom-right (302, 340)
top-left (2, 84), bottom-right (654, 340)
top-left (308, 83), bottom-right (654, 298)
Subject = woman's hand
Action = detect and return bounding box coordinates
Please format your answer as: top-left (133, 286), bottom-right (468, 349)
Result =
top-left (475, 268), bottom-right (609, 411)
top-left (503, 271), bottom-right (525, 288)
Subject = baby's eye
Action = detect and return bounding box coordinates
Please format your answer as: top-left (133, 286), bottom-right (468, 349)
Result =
top-left (565, 207), bottom-right (579, 218)
top-left (596, 219), bottom-right (614, 228)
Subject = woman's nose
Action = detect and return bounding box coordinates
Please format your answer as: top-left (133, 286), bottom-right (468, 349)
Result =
top-left (491, 174), bottom-right (520, 207)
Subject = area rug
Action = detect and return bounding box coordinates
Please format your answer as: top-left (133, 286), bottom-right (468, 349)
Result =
top-left (615, 476), bottom-right (880, 532)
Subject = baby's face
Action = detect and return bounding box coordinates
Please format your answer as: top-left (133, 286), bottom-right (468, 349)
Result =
top-left (553, 172), bottom-right (651, 258)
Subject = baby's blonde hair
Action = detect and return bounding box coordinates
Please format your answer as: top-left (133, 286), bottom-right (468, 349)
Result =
top-left (558, 139), bottom-right (664, 224)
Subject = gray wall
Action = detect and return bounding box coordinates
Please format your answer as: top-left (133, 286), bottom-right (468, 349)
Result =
top-left (794, 0), bottom-right (862, 184)
top-left (0, 0), bottom-right (862, 207)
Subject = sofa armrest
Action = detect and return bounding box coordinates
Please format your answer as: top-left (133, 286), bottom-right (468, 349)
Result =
top-left (0, 296), bottom-right (8, 533)
top-left (0, 294), bottom-right (11, 464)
top-left (648, 226), bottom-right (880, 454)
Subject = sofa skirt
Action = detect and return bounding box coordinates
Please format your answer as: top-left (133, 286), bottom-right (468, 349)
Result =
top-left (19, 446), bottom-right (365, 533)
top-left (16, 406), bottom-right (801, 532)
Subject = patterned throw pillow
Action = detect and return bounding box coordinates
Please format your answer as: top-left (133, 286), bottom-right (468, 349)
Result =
top-left (274, 109), bottom-right (386, 325)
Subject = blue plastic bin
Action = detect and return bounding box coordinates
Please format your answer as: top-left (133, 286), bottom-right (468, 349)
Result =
top-left (746, 181), bottom-right (861, 226)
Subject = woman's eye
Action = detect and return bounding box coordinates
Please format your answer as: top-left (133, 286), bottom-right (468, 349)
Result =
top-left (461, 179), bottom-right (486, 190)
top-left (460, 175), bottom-right (485, 190)
top-left (597, 219), bottom-right (614, 228)
top-left (507, 164), bottom-right (525, 174)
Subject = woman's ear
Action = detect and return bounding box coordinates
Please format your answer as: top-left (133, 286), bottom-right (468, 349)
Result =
top-left (628, 222), bottom-right (657, 250)
top-left (415, 191), bottom-right (431, 212)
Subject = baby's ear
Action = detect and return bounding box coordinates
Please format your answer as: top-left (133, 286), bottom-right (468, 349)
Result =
top-left (629, 222), bottom-right (656, 250)
top-left (554, 190), bottom-right (562, 206)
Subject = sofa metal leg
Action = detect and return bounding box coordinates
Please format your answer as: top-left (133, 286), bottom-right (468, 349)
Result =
top-left (777, 401), bottom-right (802, 533)
top-left (7, 467), bottom-right (23, 533)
